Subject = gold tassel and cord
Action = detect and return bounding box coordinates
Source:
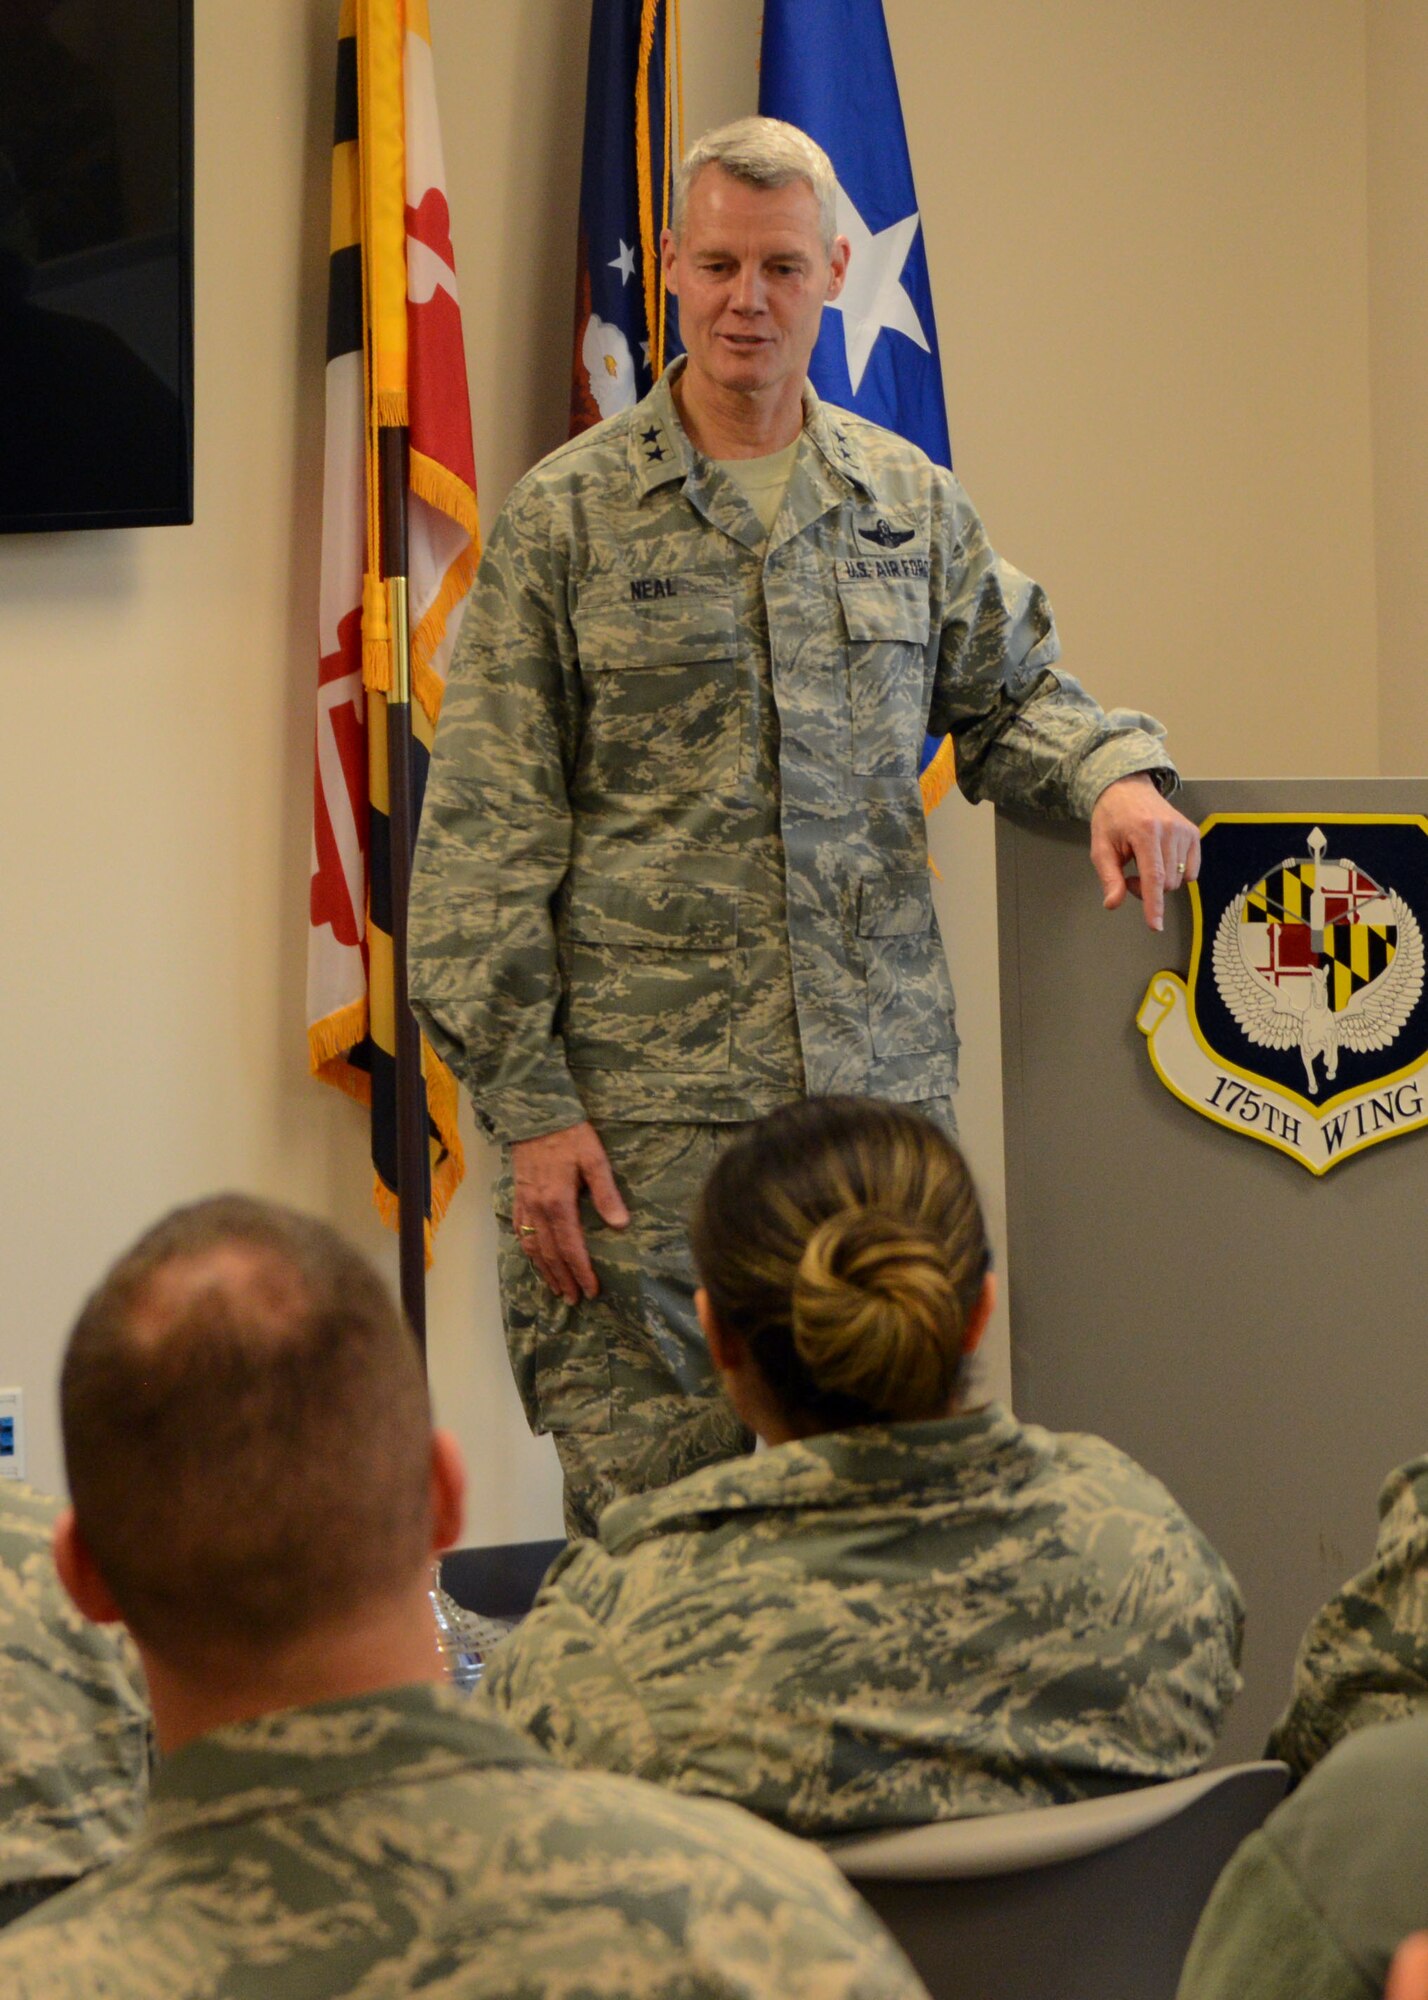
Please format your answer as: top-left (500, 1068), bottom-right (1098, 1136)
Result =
top-left (635, 0), bottom-right (682, 382)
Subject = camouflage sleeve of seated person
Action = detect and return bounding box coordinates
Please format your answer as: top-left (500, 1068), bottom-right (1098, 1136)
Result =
top-left (1267, 1454), bottom-right (1428, 1781)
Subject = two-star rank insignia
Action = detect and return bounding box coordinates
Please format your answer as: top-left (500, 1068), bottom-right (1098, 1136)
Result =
top-left (857, 517), bottom-right (915, 549)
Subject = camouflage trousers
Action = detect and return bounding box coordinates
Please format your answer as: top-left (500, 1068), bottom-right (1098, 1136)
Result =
top-left (495, 1122), bottom-right (757, 1540)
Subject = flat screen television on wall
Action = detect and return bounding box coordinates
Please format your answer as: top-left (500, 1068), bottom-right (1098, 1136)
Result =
top-left (0, 0), bottom-right (194, 534)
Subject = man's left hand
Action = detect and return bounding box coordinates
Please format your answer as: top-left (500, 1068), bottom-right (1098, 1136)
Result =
top-left (1090, 774), bottom-right (1200, 931)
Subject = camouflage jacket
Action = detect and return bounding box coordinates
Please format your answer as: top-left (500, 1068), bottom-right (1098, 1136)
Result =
top-left (1267, 1453), bottom-right (1428, 1780)
top-left (410, 364), bottom-right (1175, 1143)
top-left (480, 1405), bottom-right (1243, 1836)
top-left (0, 1681), bottom-right (927, 1998)
top-left (0, 1481), bottom-right (150, 1888)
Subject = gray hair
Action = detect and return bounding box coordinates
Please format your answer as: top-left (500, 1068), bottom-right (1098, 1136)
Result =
top-left (671, 116), bottom-right (838, 253)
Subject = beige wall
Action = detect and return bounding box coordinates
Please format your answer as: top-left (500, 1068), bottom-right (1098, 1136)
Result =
top-left (1368, 1), bottom-right (1428, 773)
top-left (0, 2), bottom-right (1401, 1539)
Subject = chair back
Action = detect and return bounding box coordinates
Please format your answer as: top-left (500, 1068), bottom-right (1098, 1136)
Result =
top-left (827, 1762), bottom-right (1289, 2000)
top-left (439, 1539), bottom-right (565, 1620)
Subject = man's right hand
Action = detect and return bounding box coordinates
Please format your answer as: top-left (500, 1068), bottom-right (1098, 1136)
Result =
top-left (511, 1121), bottom-right (630, 1304)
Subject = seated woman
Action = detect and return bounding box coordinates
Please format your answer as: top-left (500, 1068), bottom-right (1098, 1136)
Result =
top-left (480, 1097), bottom-right (1243, 1837)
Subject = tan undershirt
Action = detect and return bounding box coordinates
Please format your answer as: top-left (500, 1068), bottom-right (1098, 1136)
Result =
top-left (712, 439), bottom-right (800, 537)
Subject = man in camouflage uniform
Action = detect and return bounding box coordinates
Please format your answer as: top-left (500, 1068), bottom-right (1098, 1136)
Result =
top-left (409, 116), bottom-right (1201, 1537)
top-left (480, 1404), bottom-right (1243, 1835)
top-left (1267, 1453), bottom-right (1428, 1782)
top-left (0, 1195), bottom-right (926, 2000)
top-left (0, 1481), bottom-right (149, 1927)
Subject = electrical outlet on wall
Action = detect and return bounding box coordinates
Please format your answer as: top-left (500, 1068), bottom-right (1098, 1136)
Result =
top-left (0, 1389), bottom-right (24, 1481)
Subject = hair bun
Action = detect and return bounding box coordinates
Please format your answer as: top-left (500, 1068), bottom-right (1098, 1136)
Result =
top-left (790, 1208), bottom-right (963, 1421)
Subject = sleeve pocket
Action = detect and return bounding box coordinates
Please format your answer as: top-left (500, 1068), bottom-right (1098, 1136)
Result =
top-left (856, 871), bottom-right (958, 1060)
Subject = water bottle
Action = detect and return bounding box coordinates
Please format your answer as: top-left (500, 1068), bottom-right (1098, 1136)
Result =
top-left (429, 1564), bottom-right (484, 1691)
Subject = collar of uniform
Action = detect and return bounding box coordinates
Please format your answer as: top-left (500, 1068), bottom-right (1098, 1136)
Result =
top-left (627, 363), bottom-right (874, 502)
top-left (142, 1681), bottom-right (549, 1840)
top-left (627, 365), bottom-right (694, 495)
top-left (798, 383), bottom-right (875, 498)
top-left (598, 1402), bottom-right (1041, 1551)
top-left (1373, 1454), bottom-right (1428, 1554)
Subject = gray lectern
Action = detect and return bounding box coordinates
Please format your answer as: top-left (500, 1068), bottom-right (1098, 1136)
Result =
top-left (997, 780), bottom-right (1428, 1762)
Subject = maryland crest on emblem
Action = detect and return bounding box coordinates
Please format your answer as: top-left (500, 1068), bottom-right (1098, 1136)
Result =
top-left (1138, 815), bottom-right (1428, 1172)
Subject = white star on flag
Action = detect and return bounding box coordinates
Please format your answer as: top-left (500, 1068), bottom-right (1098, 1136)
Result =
top-left (826, 178), bottom-right (930, 393)
top-left (609, 239), bottom-right (636, 284)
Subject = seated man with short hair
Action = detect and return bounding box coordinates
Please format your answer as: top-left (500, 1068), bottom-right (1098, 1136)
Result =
top-left (0, 1195), bottom-right (925, 2000)
top-left (0, 1481), bottom-right (149, 1927)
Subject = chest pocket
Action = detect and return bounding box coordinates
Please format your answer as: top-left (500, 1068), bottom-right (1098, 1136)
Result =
top-left (837, 576), bottom-right (931, 779)
top-left (572, 577), bottom-right (741, 799)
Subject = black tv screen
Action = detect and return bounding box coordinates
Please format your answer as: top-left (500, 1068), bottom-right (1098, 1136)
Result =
top-left (0, 0), bottom-right (193, 533)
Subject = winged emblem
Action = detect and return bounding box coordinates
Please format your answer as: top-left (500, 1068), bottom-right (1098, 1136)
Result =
top-left (857, 517), bottom-right (915, 549)
top-left (1214, 888), bottom-right (1424, 1096)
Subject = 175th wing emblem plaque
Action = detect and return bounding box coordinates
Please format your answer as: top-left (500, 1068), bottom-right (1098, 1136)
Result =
top-left (1138, 815), bottom-right (1428, 1173)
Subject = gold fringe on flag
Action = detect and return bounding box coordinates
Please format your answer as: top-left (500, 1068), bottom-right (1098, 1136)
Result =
top-left (919, 733), bottom-right (958, 814)
top-left (308, 997), bottom-right (371, 1083)
top-left (408, 544), bottom-right (481, 722)
top-left (409, 447), bottom-right (480, 541)
top-left (407, 446), bottom-right (482, 720)
top-left (371, 1050), bottom-right (466, 1265)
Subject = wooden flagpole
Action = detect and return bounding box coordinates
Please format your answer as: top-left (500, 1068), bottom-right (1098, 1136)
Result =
top-left (379, 422), bottom-right (429, 1360)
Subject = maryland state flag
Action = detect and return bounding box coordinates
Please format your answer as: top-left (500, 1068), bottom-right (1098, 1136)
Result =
top-left (308, 0), bottom-right (478, 1251)
top-left (569, 0), bottom-right (682, 436)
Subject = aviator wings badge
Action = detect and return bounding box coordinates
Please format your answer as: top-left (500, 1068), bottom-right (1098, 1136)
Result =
top-left (857, 517), bottom-right (916, 549)
top-left (1138, 815), bottom-right (1428, 1173)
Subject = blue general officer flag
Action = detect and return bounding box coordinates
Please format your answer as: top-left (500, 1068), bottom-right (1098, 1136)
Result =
top-left (760, 0), bottom-right (953, 788)
top-left (569, 0), bottom-right (682, 437)
top-left (759, 0), bottom-right (951, 466)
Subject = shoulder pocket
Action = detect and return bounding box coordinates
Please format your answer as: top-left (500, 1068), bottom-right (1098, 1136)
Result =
top-left (837, 576), bottom-right (931, 646)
